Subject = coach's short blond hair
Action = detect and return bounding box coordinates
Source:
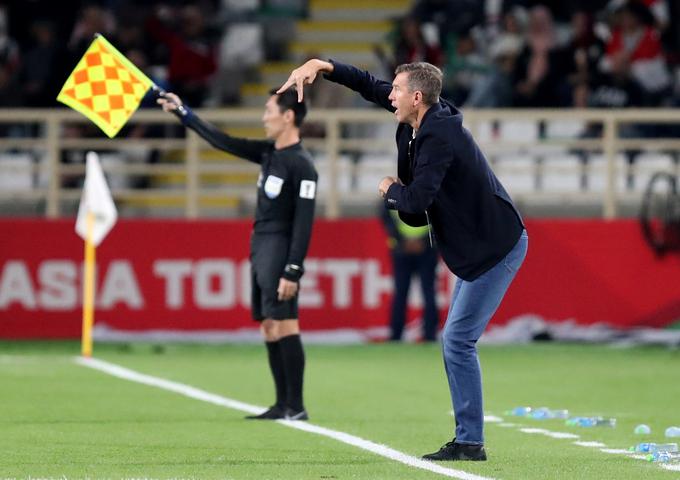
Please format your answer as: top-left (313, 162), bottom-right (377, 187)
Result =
top-left (395, 62), bottom-right (442, 106)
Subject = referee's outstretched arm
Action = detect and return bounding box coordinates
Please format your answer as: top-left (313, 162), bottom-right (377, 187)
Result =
top-left (157, 92), bottom-right (270, 164)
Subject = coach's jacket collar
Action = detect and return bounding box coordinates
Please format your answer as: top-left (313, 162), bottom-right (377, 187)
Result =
top-left (419, 102), bottom-right (442, 128)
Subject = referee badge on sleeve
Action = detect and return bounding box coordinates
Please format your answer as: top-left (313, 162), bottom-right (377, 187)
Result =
top-left (264, 175), bottom-right (284, 199)
top-left (299, 180), bottom-right (316, 199)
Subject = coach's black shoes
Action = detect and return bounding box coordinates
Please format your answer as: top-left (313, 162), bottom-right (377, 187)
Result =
top-left (245, 405), bottom-right (286, 420)
top-left (284, 407), bottom-right (309, 421)
top-left (422, 440), bottom-right (487, 461)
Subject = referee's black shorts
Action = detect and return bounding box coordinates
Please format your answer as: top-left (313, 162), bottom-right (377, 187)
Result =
top-left (250, 233), bottom-right (299, 321)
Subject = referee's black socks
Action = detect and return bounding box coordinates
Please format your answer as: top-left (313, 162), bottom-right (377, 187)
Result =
top-left (265, 340), bottom-right (287, 409)
top-left (279, 334), bottom-right (306, 412)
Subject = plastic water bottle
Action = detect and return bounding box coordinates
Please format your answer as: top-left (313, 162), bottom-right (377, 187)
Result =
top-left (505, 406), bottom-right (532, 416)
top-left (566, 416), bottom-right (616, 427)
top-left (593, 417), bottom-right (616, 427)
top-left (630, 443), bottom-right (678, 453)
top-left (551, 409), bottom-right (570, 419)
top-left (531, 407), bottom-right (550, 419)
top-left (634, 424), bottom-right (651, 435)
top-left (648, 451), bottom-right (680, 463)
top-left (665, 427), bottom-right (680, 437)
top-left (566, 417), bottom-right (583, 426)
top-left (532, 408), bottom-right (569, 420)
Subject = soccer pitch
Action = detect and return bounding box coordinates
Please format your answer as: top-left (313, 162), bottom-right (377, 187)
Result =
top-left (1, 342), bottom-right (679, 479)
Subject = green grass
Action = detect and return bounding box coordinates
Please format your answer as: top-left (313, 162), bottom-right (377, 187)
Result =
top-left (1, 341), bottom-right (679, 479)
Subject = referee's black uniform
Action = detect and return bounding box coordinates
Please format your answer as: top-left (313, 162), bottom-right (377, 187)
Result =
top-left (172, 98), bottom-right (317, 420)
top-left (182, 109), bottom-right (317, 319)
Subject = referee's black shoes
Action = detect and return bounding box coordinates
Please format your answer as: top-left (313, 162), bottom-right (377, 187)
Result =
top-left (284, 407), bottom-right (309, 421)
top-left (422, 439), bottom-right (487, 461)
top-left (245, 405), bottom-right (286, 420)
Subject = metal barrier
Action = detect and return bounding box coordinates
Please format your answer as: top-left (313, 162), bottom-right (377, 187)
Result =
top-left (0, 108), bottom-right (679, 219)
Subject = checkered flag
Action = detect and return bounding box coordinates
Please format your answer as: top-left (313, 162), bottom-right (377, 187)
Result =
top-left (57, 34), bottom-right (153, 138)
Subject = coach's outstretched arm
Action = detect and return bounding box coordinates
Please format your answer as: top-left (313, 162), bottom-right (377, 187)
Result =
top-left (280, 59), bottom-right (394, 111)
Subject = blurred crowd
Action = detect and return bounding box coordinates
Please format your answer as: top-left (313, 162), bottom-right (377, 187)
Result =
top-left (0, 0), bottom-right (305, 108)
top-left (0, 0), bottom-right (678, 112)
top-left (380, 0), bottom-right (680, 109)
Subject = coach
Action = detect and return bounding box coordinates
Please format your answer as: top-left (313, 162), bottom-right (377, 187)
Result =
top-left (278, 59), bottom-right (528, 461)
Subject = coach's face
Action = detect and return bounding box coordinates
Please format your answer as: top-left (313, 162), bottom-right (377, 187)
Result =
top-left (389, 72), bottom-right (417, 124)
top-left (262, 95), bottom-right (290, 140)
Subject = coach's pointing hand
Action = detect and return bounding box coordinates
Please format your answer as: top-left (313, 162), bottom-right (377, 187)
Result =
top-left (277, 59), bottom-right (334, 102)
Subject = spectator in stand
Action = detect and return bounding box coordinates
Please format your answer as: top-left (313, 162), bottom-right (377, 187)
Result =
top-left (465, 35), bottom-right (522, 108)
top-left (375, 16), bottom-right (443, 77)
top-left (67, 4), bottom-right (116, 62)
top-left (600, 0), bottom-right (671, 105)
top-left (20, 20), bottom-right (60, 107)
top-left (511, 5), bottom-right (572, 107)
top-left (146, 4), bottom-right (217, 106)
top-left (0, 6), bottom-right (22, 107)
top-left (565, 10), bottom-right (606, 107)
top-left (410, 0), bottom-right (484, 49)
top-left (114, 6), bottom-right (153, 61)
top-left (465, 7), bottom-right (525, 108)
top-left (498, 5), bottom-right (528, 44)
top-left (639, 0), bottom-right (670, 32)
top-left (441, 29), bottom-right (490, 105)
top-left (206, 0), bottom-right (265, 106)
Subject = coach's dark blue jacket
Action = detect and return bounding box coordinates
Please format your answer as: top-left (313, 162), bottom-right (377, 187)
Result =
top-left (326, 60), bottom-right (525, 281)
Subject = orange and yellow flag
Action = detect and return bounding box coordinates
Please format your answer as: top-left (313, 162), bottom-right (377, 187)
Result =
top-left (57, 34), bottom-right (153, 138)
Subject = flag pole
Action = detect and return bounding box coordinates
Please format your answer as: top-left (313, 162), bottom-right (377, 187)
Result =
top-left (81, 211), bottom-right (96, 357)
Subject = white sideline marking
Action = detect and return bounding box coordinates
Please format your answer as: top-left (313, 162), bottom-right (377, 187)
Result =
top-left (497, 423), bottom-right (517, 428)
top-left (542, 431), bottom-right (580, 439)
top-left (600, 448), bottom-right (631, 455)
top-left (519, 428), bottom-right (579, 440)
top-left (574, 441), bottom-right (606, 448)
top-left (519, 428), bottom-right (549, 434)
top-left (661, 464), bottom-right (680, 472)
top-left (75, 357), bottom-right (495, 480)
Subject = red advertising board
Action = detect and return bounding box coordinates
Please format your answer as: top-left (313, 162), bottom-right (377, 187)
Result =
top-left (1, 219), bottom-right (679, 340)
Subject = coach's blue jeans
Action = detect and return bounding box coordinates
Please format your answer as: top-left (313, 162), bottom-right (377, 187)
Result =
top-left (442, 230), bottom-right (528, 445)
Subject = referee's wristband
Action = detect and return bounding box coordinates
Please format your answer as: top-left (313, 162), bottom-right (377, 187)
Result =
top-left (282, 263), bottom-right (304, 282)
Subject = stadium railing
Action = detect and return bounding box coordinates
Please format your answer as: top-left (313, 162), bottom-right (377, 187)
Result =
top-left (0, 108), bottom-right (678, 219)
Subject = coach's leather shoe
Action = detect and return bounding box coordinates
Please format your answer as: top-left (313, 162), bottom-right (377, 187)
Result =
top-left (284, 407), bottom-right (309, 421)
top-left (422, 440), bottom-right (487, 461)
top-left (245, 405), bottom-right (286, 420)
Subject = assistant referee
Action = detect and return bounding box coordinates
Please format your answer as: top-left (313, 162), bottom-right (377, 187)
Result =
top-left (157, 88), bottom-right (317, 421)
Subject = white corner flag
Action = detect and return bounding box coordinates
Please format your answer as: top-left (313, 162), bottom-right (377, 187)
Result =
top-left (75, 151), bottom-right (118, 246)
top-left (75, 151), bottom-right (117, 358)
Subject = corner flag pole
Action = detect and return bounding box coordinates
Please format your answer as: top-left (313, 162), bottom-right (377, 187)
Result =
top-left (75, 151), bottom-right (117, 358)
top-left (81, 211), bottom-right (96, 357)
